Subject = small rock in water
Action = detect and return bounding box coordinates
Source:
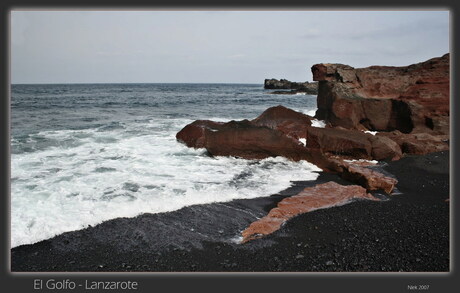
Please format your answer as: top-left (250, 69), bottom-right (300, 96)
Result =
top-left (296, 254), bottom-right (305, 259)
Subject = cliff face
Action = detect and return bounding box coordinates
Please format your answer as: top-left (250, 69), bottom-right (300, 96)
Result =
top-left (311, 54), bottom-right (450, 135)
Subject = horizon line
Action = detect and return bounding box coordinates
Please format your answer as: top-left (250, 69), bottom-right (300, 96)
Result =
top-left (11, 81), bottom-right (268, 86)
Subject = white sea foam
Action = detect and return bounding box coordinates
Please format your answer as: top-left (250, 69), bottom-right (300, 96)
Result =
top-left (343, 159), bottom-right (379, 165)
top-left (364, 130), bottom-right (378, 135)
top-left (11, 118), bottom-right (321, 247)
top-left (304, 109), bottom-right (317, 117)
top-left (311, 119), bottom-right (326, 128)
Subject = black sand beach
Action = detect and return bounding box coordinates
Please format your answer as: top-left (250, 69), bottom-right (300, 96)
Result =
top-left (10, 150), bottom-right (449, 272)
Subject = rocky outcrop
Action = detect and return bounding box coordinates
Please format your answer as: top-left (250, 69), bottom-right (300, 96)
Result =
top-left (376, 131), bottom-right (449, 155)
top-left (312, 54), bottom-right (450, 135)
top-left (330, 158), bottom-right (398, 194)
top-left (251, 105), bottom-right (313, 139)
top-left (305, 126), bottom-right (402, 161)
top-left (267, 90), bottom-right (309, 95)
top-left (202, 120), bottom-right (309, 161)
top-left (264, 78), bottom-right (318, 95)
top-left (176, 120), bottom-right (224, 148)
top-left (307, 154), bottom-right (398, 194)
top-left (176, 107), bottom-right (399, 194)
top-left (176, 106), bottom-right (313, 160)
top-left (241, 182), bottom-right (379, 243)
top-left (176, 55), bottom-right (449, 244)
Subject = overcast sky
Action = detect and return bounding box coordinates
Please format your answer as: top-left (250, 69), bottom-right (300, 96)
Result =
top-left (11, 10), bottom-right (449, 84)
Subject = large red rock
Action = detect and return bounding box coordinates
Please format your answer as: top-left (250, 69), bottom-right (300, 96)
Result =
top-left (176, 120), bottom-right (224, 148)
top-left (251, 105), bottom-right (313, 139)
top-left (312, 54), bottom-right (450, 135)
top-left (340, 161), bottom-right (398, 194)
top-left (203, 120), bottom-right (309, 161)
top-left (376, 131), bottom-right (449, 155)
top-left (176, 107), bottom-right (316, 161)
top-left (369, 135), bottom-right (403, 162)
top-left (323, 155), bottom-right (398, 194)
top-left (241, 182), bottom-right (378, 243)
top-left (305, 126), bottom-right (402, 161)
top-left (176, 110), bottom-right (400, 193)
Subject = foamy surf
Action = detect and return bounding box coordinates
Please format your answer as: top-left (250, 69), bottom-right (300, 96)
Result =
top-left (11, 118), bottom-right (321, 248)
top-left (11, 83), bottom-right (320, 248)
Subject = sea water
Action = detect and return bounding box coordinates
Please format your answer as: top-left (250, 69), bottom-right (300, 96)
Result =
top-left (11, 83), bottom-right (320, 248)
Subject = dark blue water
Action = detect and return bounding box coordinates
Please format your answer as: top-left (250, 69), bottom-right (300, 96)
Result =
top-left (11, 83), bottom-right (316, 139)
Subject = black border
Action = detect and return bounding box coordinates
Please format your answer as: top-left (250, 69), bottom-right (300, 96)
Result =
top-left (1, 1), bottom-right (458, 293)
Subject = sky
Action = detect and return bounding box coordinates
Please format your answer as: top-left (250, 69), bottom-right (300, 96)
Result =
top-left (10, 10), bottom-right (450, 84)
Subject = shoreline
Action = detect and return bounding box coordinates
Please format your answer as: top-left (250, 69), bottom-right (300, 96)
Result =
top-left (11, 151), bottom-right (449, 272)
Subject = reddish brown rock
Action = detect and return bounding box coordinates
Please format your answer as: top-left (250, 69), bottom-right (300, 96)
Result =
top-left (368, 135), bottom-right (402, 161)
top-left (241, 182), bottom-right (378, 243)
top-left (312, 54), bottom-right (450, 135)
top-left (325, 156), bottom-right (398, 194)
top-left (306, 126), bottom-right (373, 158)
top-left (376, 131), bottom-right (449, 155)
top-left (176, 107), bottom-right (315, 161)
top-left (312, 63), bottom-right (356, 82)
top-left (251, 105), bottom-right (313, 139)
top-left (176, 120), bottom-right (224, 148)
top-left (203, 120), bottom-right (309, 161)
top-left (305, 126), bottom-right (402, 161)
top-left (176, 108), bottom-right (400, 193)
top-left (341, 163), bottom-right (398, 194)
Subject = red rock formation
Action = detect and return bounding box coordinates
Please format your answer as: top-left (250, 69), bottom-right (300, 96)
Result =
top-left (241, 182), bottom-right (378, 243)
top-left (251, 105), bottom-right (313, 139)
top-left (376, 131), bottom-right (449, 155)
top-left (176, 106), bottom-right (316, 160)
top-left (369, 135), bottom-right (403, 162)
top-left (174, 56), bottom-right (449, 246)
top-left (176, 120), bottom-right (224, 148)
top-left (339, 161), bottom-right (398, 194)
top-left (312, 54), bottom-right (449, 135)
top-left (323, 155), bottom-right (398, 194)
top-left (176, 110), bottom-right (399, 193)
top-left (203, 120), bottom-right (309, 161)
top-left (306, 125), bottom-right (372, 158)
top-left (305, 126), bottom-right (402, 161)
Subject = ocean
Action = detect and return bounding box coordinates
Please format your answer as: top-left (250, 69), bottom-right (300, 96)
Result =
top-left (11, 83), bottom-right (321, 248)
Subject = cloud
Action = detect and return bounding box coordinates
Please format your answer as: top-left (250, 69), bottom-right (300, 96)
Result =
top-left (300, 28), bottom-right (321, 38)
top-left (347, 19), bottom-right (448, 40)
top-left (227, 54), bottom-right (246, 59)
top-left (10, 11), bottom-right (449, 84)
